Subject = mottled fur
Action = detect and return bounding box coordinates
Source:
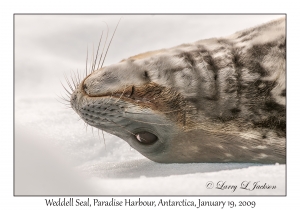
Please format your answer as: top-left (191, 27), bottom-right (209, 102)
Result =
top-left (70, 17), bottom-right (286, 163)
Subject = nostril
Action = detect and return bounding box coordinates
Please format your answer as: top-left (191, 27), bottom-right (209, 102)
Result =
top-left (83, 84), bottom-right (87, 90)
top-left (82, 83), bottom-right (90, 94)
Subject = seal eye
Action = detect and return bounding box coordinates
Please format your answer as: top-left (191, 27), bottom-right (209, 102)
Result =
top-left (135, 131), bottom-right (158, 145)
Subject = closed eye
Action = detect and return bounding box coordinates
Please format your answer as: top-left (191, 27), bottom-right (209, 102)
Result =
top-left (144, 70), bottom-right (151, 81)
top-left (129, 86), bottom-right (135, 98)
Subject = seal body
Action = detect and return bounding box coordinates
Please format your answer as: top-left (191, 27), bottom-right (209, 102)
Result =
top-left (70, 17), bottom-right (286, 163)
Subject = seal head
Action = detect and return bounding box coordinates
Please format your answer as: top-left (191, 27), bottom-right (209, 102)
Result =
top-left (70, 18), bottom-right (286, 163)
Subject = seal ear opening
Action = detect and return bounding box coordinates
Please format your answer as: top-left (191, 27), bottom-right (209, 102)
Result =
top-left (135, 131), bottom-right (158, 145)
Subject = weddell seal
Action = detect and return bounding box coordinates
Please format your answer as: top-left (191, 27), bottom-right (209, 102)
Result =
top-left (65, 17), bottom-right (286, 164)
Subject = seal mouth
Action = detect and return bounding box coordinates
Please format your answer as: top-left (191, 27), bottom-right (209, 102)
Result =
top-left (72, 80), bottom-right (190, 133)
top-left (79, 72), bottom-right (159, 110)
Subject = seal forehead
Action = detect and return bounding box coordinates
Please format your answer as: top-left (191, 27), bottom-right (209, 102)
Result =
top-left (124, 49), bottom-right (166, 61)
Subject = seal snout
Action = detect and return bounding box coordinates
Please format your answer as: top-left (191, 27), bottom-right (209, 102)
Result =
top-left (82, 69), bottom-right (120, 97)
top-left (82, 61), bottom-right (151, 97)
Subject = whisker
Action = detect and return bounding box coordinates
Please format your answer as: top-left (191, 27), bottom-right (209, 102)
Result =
top-left (71, 70), bottom-right (78, 87)
top-left (57, 100), bottom-right (70, 106)
top-left (85, 122), bottom-right (88, 133)
top-left (64, 73), bottom-right (74, 92)
top-left (101, 130), bottom-right (106, 150)
top-left (97, 21), bottom-right (109, 71)
top-left (86, 46), bottom-right (88, 77)
top-left (97, 129), bottom-right (106, 149)
top-left (60, 81), bottom-right (72, 96)
top-left (59, 106), bottom-right (73, 110)
top-left (76, 69), bottom-right (81, 86)
top-left (81, 68), bottom-right (85, 83)
top-left (101, 17), bottom-right (122, 68)
top-left (70, 71), bottom-right (78, 89)
top-left (56, 94), bottom-right (72, 109)
top-left (63, 76), bottom-right (73, 92)
top-left (113, 85), bottom-right (127, 104)
top-left (56, 90), bottom-right (70, 102)
top-left (55, 96), bottom-right (69, 106)
top-left (73, 69), bottom-right (79, 86)
top-left (60, 94), bottom-right (71, 103)
top-left (72, 71), bottom-right (79, 89)
top-left (90, 43), bottom-right (94, 75)
top-left (93, 30), bottom-right (104, 72)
